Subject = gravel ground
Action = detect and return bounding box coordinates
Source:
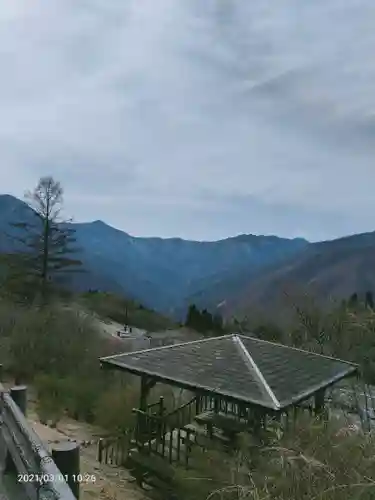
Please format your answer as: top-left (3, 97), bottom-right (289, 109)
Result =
top-left (27, 407), bottom-right (146, 500)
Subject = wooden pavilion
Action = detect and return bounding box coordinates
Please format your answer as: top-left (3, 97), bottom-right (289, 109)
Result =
top-left (99, 334), bottom-right (358, 484)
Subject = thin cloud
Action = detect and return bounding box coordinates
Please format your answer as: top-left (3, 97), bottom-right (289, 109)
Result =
top-left (0, 0), bottom-right (374, 240)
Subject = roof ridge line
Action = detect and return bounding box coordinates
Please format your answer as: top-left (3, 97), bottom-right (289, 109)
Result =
top-left (234, 335), bottom-right (280, 409)
top-left (237, 334), bottom-right (358, 367)
top-left (281, 367), bottom-right (357, 407)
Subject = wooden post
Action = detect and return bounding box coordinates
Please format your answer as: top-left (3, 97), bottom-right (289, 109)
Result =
top-left (195, 395), bottom-right (200, 415)
top-left (158, 396), bottom-right (164, 417)
top-left (52, 441), bottom-right (80, 499)
top-left (139, 376), bottom-right (156, 410)
top-left (158, 396), bottom-right (164, 440)
top-left (214, 397), bottom-right (219, 414)
top-left (315, 389), bottom-right (325, 416)
top-left (293, 406), bottom-right (298, 426)
top-left (97, 438), bottom-right (103, 463)
top-left (284, 411), bottom-right (289, 431)
top-left (138, 376), bottom-right (156, 444)
top-left (253, 408), bottom-right (261, 437)
top-left (263, 413), bottom-right (267, 431)
top-left (10, 385), bottom-right (27, 416)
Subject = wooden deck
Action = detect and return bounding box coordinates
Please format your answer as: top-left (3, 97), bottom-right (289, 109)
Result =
top-left (130, 415), bottom-right (237, 469)
top-left (99, 398), bottom-right (316, 498)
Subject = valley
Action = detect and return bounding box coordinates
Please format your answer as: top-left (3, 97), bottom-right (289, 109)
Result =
top-left (2, 188), bottom-right (375, 500)
top-left (3, 193), bottom-right (375, 323)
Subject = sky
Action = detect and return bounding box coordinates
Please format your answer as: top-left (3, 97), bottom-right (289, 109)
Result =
top-left (1, 0), bottom-right (375, 242)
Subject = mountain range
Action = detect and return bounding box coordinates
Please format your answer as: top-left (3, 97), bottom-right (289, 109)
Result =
top-left (223, 231), bottom-right (375, 320)
top-left (0, 194), bottom-right (374, 320)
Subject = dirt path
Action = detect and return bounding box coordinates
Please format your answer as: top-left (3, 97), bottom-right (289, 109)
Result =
top-left (27, 406), bottom-right (146, 500)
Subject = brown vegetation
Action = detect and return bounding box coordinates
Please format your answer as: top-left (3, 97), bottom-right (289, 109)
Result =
top-left (174, 414), bottom-right (375, 500)
top-left (1, 276), bottom-right (375, 499)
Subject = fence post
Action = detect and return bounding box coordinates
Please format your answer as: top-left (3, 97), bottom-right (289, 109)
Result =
top-left (315, 389), bottom-right (325, 416)
top-left (97, 438), bottom-right (103, 463)
top-left (10, 385), bottom-right (27, 416)
top-left (52, 441), bottom-right (80, 499)
top-left (195, 396), bottom-right (200, 415)
top-left (159, 396), bottom-right (164, 417)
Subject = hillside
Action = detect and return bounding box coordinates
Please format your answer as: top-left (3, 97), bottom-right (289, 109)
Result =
top-left (71, 222), bottom-right (309, 316)
top-left (0, 194), bottom-right (308, 317)
top-left (224, 231), bottom-right (375, 320)
top-left (3, 193), bottom-right (375, 322)
top-left (79, 291), bottom-right (176, 332)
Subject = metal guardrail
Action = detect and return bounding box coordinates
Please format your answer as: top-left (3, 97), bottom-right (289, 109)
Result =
top-left (0, 386), bottom-right (76, 500)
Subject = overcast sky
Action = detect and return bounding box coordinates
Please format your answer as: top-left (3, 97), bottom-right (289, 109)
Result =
top-left (1, 0), bottom-right (375, 242)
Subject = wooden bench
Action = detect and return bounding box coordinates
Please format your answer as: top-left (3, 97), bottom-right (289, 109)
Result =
top-left (183, 423), bottom-right (232, 448)
top-left (195, 411), bottom-right (249, 434)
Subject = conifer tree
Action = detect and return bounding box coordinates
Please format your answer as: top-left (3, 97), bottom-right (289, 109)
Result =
top-left (3, 176), bottom-right (82, 302)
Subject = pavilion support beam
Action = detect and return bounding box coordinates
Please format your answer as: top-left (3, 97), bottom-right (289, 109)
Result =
top-left (139, 375), bottom-right (157, 411)
top-left (262, 413), bottom-right (267, 430)
top-left (273, 411), bottom-right (281, 423)
top-left (195, 394), bottom-right (202, 415)
top-left (293, 406), bottom-right (298, 426)
top-left (314, 389), bottom-right (325, 416)
top-left (214, 396), bottom-right (220, 414)
top-left (284, 410), bottom-right (289, 431)
top-left (137, 375), bottom-right (157, 446)
top-left (250, 407), bottom-right (262, 437)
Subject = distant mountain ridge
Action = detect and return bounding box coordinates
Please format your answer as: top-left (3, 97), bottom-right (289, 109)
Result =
top-left (0, 194), bottom-right (309, 316)
top-left (2, 193), bottom-right (374, 321)
top-left (223, 230), bottom-right (375, 320)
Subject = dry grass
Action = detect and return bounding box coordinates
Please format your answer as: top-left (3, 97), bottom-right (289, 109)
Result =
top-left (174, 414), bottom-right (375, 499)
top-left (2, 295), bottom-right (375, 500)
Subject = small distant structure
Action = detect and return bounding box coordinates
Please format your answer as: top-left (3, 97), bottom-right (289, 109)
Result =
top-left (116, 325), bottom-right (133, 338)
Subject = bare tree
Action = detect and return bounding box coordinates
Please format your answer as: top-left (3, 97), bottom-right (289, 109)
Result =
top-left (3, 176), bottom-right (83, 301)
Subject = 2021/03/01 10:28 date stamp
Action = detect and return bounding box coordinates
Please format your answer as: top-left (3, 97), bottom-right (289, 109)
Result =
top-left (17, 473), bottom-right (97, 484)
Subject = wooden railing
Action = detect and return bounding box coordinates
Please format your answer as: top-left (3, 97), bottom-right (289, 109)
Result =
top-left (131, 409), bottom-right (196, 466)
top-left (197, 395), bottom-right (248, 420)
top-left (146, 397), bottom-right (165, 414)
top-left (164, 396), bottom-right (197, 429)
top-left (98, 396), bottom-right (198, 468)
top-left (0, 385), bottom-right (76, 500)
top-left (99, 395), bottom-right (255, 469)
top-left (97, 397), bottom-right (166, 468)
top-left (97, 434), bottom-right (130, 467)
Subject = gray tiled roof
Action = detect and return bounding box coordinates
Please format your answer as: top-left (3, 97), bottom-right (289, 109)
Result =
top-left (100, 334), bottom-right (358, 410)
